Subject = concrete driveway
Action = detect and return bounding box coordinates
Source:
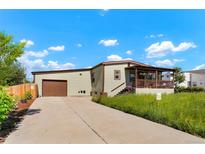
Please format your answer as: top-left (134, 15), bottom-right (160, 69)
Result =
top-left (5, 97), bottom-right (205, 144)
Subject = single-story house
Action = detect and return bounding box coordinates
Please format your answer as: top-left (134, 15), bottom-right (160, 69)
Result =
top-left (180, 69), bottom-right (205, 88)
top-left (32, 60), bottom-right (175, 97)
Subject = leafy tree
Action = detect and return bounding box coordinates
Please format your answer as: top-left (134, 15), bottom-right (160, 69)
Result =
top-left (0, 62), bottom-right (26, 86)
top-left (0, 32), bottom-right (26, 86)
top-left (173, 67), bottom-right (185, 88)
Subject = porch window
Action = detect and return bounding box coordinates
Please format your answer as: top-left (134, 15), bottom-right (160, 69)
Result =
top-left (147, 72), bottom-right (156, 80)
top-left (138, 71), bottom-right (156, 80)
top-left (114, 70), bottom-right (121, 80)
top-left (138, 72), bottom-right (146, 79)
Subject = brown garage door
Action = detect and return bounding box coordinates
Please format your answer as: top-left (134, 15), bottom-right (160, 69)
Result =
top-left (42, 80), bottom-right (67, 96)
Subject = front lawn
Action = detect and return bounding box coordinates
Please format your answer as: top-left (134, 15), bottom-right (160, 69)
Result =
top-left (92, 93), bottom-right (205, 138)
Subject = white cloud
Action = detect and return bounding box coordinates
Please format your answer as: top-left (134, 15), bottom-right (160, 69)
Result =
top-left (146, 34), bottom-right (164, 39)
top-left (77, 43), bottom-right (82, 47)
top-left (145, 41), bottom-right (196, 58)
top-left (107, 54), bottom-right (132, 61)
top-left (48, 45), bottom-right (65, 51)
top-left (172, 42), bottom-right (197, 52)
top-left (193, 64), bottom-right (205, 70)
top-left (157, 34), bottom-right (164, 38)
top-left (99, 39), bottom-right (119, 47)
top-left (24, 50), bottom-right (48, 58)
top-left (126, 50), bottom-right (133, 55)
top-left (48, 61), bottom-right (75, 70)
top-left (18, 54), bottom-right (75, 79)
top-left (155, 59), bottom-right (184, 67)
top-left (20, 39), bottom-right (34, 48)
top-left (18, 57), bottom-right (46, 70)
top-left (107, 54), bottom-right (122, 61)
top-left (149, 35), bottom-right (155, 38)
top-left (17, 56), bottom-right (47, 79)
top-left (84, 66), bottom-right (92, 69)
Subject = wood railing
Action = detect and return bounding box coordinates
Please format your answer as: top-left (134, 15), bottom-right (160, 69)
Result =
top-left (137, 79), bottom-right (174, 88)
top-left (111, 82), bottom-right (125, 92)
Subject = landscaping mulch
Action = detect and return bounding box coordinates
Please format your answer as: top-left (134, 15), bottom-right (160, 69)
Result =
top-left (0, 99), bottom-right (35, 143)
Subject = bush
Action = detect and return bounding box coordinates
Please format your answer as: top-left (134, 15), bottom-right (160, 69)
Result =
top-left (175, 86), bottom-right (205, 93)
top-left (0, 87), bottom-right (15, 124)
top-left (23, 91), bottom-right (32, 100)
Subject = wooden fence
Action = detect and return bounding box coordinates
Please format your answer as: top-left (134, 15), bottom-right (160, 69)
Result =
top-left (6, 83), bottom-right (38, 99)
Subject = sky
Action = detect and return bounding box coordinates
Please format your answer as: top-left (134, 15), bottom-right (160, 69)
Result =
top-left (0, 9), bottom-right (205, 79)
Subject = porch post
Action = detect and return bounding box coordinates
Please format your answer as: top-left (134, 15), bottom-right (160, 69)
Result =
top-left (135, 68), bottom-right (138, 88)
top-left (155, 70), bottom-right (158, 88)
top-left (173, 71), bottom-right (175, 88)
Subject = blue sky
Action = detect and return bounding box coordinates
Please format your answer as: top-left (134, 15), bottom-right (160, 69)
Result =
top-left (0, 10), bottom-right (204, 79)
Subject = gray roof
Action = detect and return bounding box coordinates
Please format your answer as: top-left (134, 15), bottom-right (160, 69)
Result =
top-left (184, 69), bottom-right (205, 74)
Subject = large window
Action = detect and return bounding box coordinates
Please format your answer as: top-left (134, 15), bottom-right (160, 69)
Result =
top-left (147, 72), bottom-right (156, 80)
top-left (138, 71), bottom-right (156, 80)
top-left (138, 71), bottom-right (146, 79)
top-left (114, 70), bottom-right (121, 80)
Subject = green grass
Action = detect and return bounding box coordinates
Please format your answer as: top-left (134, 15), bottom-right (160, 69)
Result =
top-left (92, 93), bottom-right (205, 138)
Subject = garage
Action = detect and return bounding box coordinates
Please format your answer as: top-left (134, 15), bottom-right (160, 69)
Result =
top-left (42, 80), bottom-right (67, 96)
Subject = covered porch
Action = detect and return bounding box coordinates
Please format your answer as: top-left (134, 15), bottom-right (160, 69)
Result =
top-left (125, 66), bottom-right (175, 89)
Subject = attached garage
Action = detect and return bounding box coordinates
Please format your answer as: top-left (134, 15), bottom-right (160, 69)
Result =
top-left (42, 80), bottom-right (67, 97)
top-left (32, 68), bottom-right (92, 97)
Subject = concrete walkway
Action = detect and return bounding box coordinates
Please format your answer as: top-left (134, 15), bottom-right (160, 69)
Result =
top-left (5, 97), bottom-right (205, 144)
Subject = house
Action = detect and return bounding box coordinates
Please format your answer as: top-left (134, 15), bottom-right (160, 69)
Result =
top-left (32, 60), bottom-right (175, 97)
top-left (180, 69), bottom-right (205, 88)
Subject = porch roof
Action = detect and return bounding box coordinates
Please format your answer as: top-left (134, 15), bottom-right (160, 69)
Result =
top-left (125, 65), bottom-right (176, 72)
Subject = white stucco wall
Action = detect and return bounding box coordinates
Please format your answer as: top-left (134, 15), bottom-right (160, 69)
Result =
top-left (191, 73), bottom-right (205, 88)
top-left (180, 72), bottom-right (205, 88)
top-left (104, 64), bottom-right (128, 96)
top-left (91, 65), bottom-right (104, 95)
top-left (34, 70), bottom-right (92, 96)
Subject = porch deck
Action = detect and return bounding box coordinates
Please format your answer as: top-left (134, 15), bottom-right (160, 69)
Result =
top-left (126, 65), bottom-right (175, 89)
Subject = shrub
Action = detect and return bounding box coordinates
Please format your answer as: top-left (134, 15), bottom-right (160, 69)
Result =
top-left (0, 87), bottom-right (15, 124)
top-left (23, 91), bottom-right (32, 100)
top-left (175, 86), bottom-right (205, 93)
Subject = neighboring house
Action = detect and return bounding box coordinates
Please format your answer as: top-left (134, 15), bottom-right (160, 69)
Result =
top-left (32, 60), bottom-right (175, 97)
top-left (180, 69), bottom-right (205, 88)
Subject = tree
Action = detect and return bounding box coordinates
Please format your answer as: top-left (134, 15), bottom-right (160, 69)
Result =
top-left (0, 32), bottom-right (26, 86)
top-left (173, 67), bottom-right (185, 88)
top-left (0, 62), bottom-right (26, 86)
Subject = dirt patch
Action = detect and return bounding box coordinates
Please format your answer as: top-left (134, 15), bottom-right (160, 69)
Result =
top-left (16, 99), bottom-right (35, 112)
top-left (0, 99), bottom-right (35, 143)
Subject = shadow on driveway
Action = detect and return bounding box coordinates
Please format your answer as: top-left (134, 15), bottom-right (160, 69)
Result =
top-left (0, 108), bottom-right (41, 143)
top-left (26, 109), bottom-right (41, 116)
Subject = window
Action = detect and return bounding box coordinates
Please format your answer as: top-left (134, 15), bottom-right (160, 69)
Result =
top-left (138, 71), bottom-right (146, 79)
top-left (147, 72), bottom-right (156, 80)
top-left (91, 72), bottom-right (95, 83)
top-left (192, 81), bottom-right (197, 87)
top-left (114, 70), bottom-right (121, 80)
